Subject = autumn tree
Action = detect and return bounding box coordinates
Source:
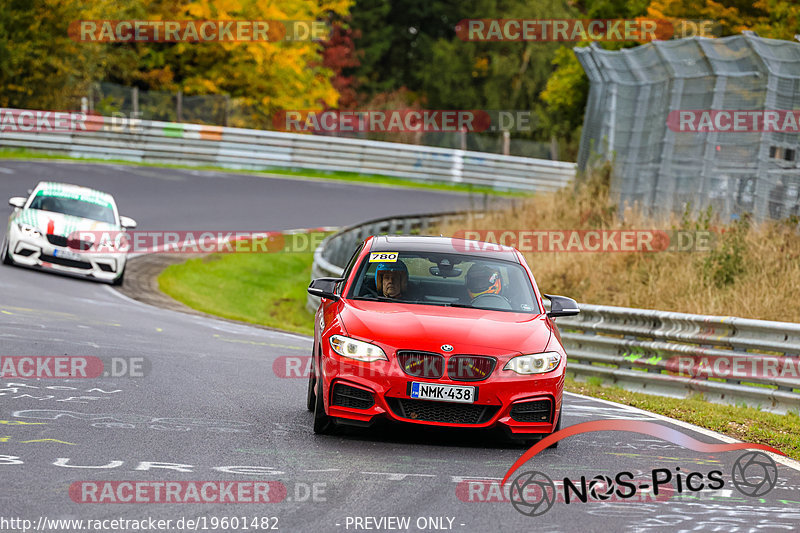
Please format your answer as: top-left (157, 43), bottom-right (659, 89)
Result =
top-left (320, 18), bottom-right (360, 110)
top-left (1, 0), bottom-right (351, 126)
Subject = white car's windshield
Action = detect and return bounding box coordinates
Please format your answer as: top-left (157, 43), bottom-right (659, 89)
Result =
top-left (29, 194), bottom-right (116, 224)
top-left (348, 251), bottom-right (541, 313)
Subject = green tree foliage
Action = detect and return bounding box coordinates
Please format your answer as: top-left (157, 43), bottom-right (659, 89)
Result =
top-left (0, 0), bottom-right (114, 108)
top-left (423, 0), bottom-right (574, 111)
top-left (539, 0), bottom-right (649, 155)
top-left (4, 0), bottom-right (800, 150)
top-left (348, 0), bottom-right (463, 97)
top-left (0, 0), bottom-right (350, 122)
top-left (648, 0), bottom-right (800, 39)
top-left (750, 0), bottom-right (800, 39)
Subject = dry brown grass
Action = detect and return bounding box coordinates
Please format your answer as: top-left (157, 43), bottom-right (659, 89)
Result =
top-left (438, 164), bottom-right (800, 322)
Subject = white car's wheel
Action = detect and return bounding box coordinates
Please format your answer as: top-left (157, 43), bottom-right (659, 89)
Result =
top-left (111, 269), bottom-right (124, 286)
top-left (1, 237), bottom-right (13, 265)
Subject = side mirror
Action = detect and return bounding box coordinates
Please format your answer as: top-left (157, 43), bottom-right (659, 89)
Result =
top-left (543, 294), bottom-right (580, 318)
top-left (119, 216), bottom-right (137, 229)
top-left (8, 197), bottom-right (25, 209)
top-left (308, 277), bottom-right (342, 301)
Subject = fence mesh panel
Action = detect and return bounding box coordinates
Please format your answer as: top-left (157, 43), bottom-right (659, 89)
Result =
top-left (576, 33), bottom-right (800, 221)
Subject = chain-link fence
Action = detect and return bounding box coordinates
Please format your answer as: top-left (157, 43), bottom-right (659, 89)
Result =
top-left (576, 32), bottom-right (800, 222)
top-left (87, 82), bottom-right (555, 159)
top-left (91, 82), bottom-right (256, 127)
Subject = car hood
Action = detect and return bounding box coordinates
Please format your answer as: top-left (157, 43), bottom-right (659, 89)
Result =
top-left (338, 300), bottom-right (553, 355)
top-left (12, 209), bottom-right (119, 235)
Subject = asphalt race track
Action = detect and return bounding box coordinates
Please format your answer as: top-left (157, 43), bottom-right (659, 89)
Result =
top-left (1, 160), bottom-right (799, 533)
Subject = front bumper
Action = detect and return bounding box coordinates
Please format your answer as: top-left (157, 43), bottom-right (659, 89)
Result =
top-left (7, 229), bottom-right (125, 282)
top-left (320, 353), bottom-right (564, 436)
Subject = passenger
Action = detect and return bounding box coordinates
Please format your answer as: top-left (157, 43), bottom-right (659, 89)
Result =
top-left (465, 264), bottom-right (503, 300)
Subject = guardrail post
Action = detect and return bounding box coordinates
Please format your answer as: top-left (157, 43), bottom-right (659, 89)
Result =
top-left (132, 87), bottom-right (139, 116)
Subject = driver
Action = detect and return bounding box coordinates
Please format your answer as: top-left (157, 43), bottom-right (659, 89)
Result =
top-left (39, 197), bottom-right (57, 212)
top-left (375, 261), bottom-right (411, 299)
top-left (466, 264), bottom-right (502, 300)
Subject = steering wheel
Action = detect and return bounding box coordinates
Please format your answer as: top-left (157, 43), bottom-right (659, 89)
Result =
top-left (471, 293), bottom-right (512, 310)
top-left (362, 284), bottom-right (380, 298)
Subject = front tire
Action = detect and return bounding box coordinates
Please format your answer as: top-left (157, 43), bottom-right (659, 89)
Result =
top-left (313, 377), bottom-right (334, 434)
top-left (111, 269), bottom-right (125, 286)
top-left (306, 356), bottom-right (316, 412)
top-left (1, 238), bottom-right (13, 265)
top-left (547, 408), bottom-right (563, 449)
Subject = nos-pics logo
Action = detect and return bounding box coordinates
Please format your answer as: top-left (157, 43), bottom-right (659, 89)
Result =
top-left (502, 420), bottom-right (783, 517)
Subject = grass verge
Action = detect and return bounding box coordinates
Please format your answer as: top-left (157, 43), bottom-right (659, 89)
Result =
top-left (158, 247), bottom-right (316, 337)
top-left (158, 245), bottom-right (800, 460)
top-left (0, 147), bottom-right (521, 197)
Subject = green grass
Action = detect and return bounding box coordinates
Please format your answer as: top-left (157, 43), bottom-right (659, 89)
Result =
top-left (0, 147), bottom-right (523, 197)
top-left (158, 247), bottom-right (316, 336)
top-left (159, 246), bottom-right (800, 460)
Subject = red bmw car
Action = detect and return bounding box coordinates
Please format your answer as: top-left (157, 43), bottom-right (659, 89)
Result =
top-left (306, 235), bottom-right (579, 443)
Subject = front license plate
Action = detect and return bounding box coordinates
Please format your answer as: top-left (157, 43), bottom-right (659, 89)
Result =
top-left (53, 248), bottom-right (82, 261)
top-left (410, 382), bottom-right (475, 404)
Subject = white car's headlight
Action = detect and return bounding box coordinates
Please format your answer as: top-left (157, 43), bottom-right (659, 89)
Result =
top-left (329, 335), bottom-right (387, 362)
top-left (17, 223), bottom-right (42, 239)
top-left (503, 352), bottom-right (561, 374)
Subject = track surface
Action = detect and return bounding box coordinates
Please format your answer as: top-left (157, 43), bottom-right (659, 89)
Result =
top-left (1, 160), bottom-right (799, 533)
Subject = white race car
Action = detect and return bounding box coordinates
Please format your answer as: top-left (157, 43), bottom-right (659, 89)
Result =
top-left (1, 181), bottom-right (136, 285)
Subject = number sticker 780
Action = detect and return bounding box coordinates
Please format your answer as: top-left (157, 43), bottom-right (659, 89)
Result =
top-left (369, 252), bottom-right (399, 262)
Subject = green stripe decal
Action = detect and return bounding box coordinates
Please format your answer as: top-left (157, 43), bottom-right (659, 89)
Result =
top-left (36, 188), bottom-right (113, 209)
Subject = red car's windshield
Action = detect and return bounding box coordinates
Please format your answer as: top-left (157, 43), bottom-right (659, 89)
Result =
top-left (347, 251), bottom-right (541, 314)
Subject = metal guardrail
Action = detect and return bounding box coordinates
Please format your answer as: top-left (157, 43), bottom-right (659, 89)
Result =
top-left (0, 110), bottom-right (576, 193)
top-left (558, 305), bottom-right (800, 413)
top-left (309, 214), bottom-right (800, 413)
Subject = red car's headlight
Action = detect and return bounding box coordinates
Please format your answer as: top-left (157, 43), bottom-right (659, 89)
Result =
top-left (503, 352), bottom-right (561, 374)
top-left (329, 335), bottom-right (388, 362)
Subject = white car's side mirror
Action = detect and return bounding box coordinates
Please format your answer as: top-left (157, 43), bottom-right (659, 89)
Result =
top-left (8, 197), bottom-right (25, 209)
top-left (119, 216), bottom-right (137, 229)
